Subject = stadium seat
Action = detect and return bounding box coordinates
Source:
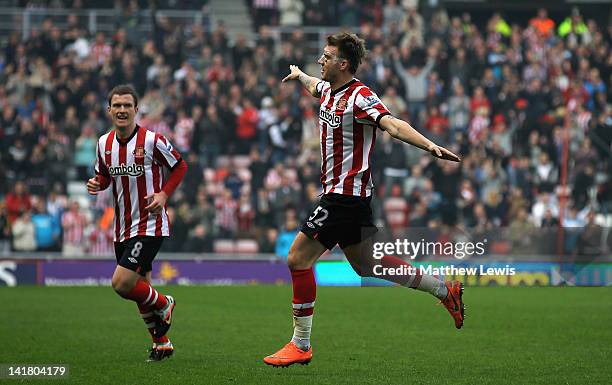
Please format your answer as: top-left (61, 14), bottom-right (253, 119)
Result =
top-left (383, 197), bottom-right (409, 231)
top-left (284, 168), bottom-right (298, 183)
top-left (216, 156), bottom-right (231, 168)
top-left (204, 168), bottom-right (216, 183)
top-left (206, 183), bottom-right (224, 196)
top-left (386, 211), bottom-right (407, 227)
top-left (233, 155), bottom-right (251, 168)
top-left (237, 168), bottom-right (252, 182)
top-left (213, 239), bottom-right (235, 253)
top-left (383, 197), bottom-right (408, 213)
top-left (67, 181), bottom-right (88, 196)
top-left (235, 239), bottom-right (259, 253)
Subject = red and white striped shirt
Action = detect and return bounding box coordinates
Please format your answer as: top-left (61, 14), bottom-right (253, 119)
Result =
top-left (316, 79), bottom-right (390, 197)
top-left (95, 125), bottom-right (182, 242)
top-left (87, 226), bottom-right (114, 256)
top-left (62, 210), bottom-right (87, 245)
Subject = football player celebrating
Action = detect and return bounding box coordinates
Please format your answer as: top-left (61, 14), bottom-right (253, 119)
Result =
top-left (264, 33), bottom-right (464, 367)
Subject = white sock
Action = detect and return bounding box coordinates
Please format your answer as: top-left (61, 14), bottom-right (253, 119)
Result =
top-left (416, 274), bottom-right (448, 300)
top-left (291, 315), bottom-right (313, 351)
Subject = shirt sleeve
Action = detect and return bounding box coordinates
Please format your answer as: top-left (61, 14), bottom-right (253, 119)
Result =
top-left (315, 81), bottom-right (329, 97)
top-left (161, 158), bottom-right (187, 197)
top-left (94, 140), bottom-right (110, 177)
top-left (353, 87), bottom-right (391, 129)
top-left (153, 135), bottom-right (182, 169)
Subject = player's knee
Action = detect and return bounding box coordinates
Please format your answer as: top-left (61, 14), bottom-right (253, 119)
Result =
top-left (350, 259), bottom-right (377, 278)
top-left (287, 250), bottom-right (309, 271)
top-left (111, 275), bottom-right (133, 296)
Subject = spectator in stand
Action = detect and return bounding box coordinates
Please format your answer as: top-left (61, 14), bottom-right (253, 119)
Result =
top-left (193, 104), bottom-right (223, 168)
top-left (224, 163), bottom-right (245, 200)
top-left (540, 208), bottom-right (559, 227)
top-left (236, 98), bottom-right (259, 154)
top-left (400, 5), bottom-right (424, 48)
top-left (31, 199), bottom-right (61, 251)
top-left (11, 210), bottom-right (36, 252)
top-left (275, 208), bottom-right (299, 259)
top-left (0, 203), bottom-right (10, 255)
top-left (185, 224), bottom-right (213, 252)
top-left (508, 207), bottom-right (536, 254)
top-left (533, 152), bottom-right (558, 193)
top-left (62, 201), bottom-right (88, 256)
top-left (577, 211), bottom-right (603, 256)
top-left (529, 8), bottom-right (555, 39)
top-left (383, 0), bottom-right (404, 32)
top-left (173, 109), bottom-right (195, 153)
top-left (87, 208), bottom-right (115, 256)
top-left (532, 192), bottom-right (559, 227)
top-left (379, 134), bottom-right (408, 196)
top-left (74, 125), bottom-right (97, 180)
top-left (404, 164), bottom-right (427, 199)
top-left (392, 46), bottom-right (435, 126)
top-left (279, 0), bottom-right (304, 27)
top-left (424, 105), bottom-right (449, 143)
top-left (381, 87), bottom-right (407, 120)
top-left (252, 0), bottom-right (278, 30)
top-left (558, 8), bottom-right (589, 48)
top-left (447, 82), bottom-right (470, 139)
top-left (215, 189), bottom-right (238, 238)
top-left (338, 0), bottom-right (361, 28)
top-left (237, 192), bottom-right (256, 236)
top-left (5, 181), bottom-right (32, 224)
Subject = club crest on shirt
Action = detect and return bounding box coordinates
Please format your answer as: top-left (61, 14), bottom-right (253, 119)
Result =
top-left (336, 96), bottom-right (348, 112)
top-left (133, 146), bottom-right (146, 158)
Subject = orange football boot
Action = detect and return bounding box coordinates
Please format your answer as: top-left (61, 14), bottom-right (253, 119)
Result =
top-left (440, 281), bottom-right (465, 329)
top-left (263, 342), bottom-right (312, 367)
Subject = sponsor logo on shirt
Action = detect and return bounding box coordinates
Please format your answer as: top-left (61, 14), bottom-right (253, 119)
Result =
top-left (319, 108), bottom-right (342, 128)
top-left (108, 163), bottom-right (145, 177)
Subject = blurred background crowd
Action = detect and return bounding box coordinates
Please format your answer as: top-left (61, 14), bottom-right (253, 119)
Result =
top-left (0, 0), bottom-right (610, 257)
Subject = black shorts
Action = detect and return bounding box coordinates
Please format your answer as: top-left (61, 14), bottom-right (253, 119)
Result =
top-left (114, 236), bottom-right (164, 276)
top-left (300, 193), bottom-right (378, 250)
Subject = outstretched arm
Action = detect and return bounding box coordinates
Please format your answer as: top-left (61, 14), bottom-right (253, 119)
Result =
top-left (379, 115), bottom-right (461, 162)
top-left (282, 65), bottom-right (322, 98)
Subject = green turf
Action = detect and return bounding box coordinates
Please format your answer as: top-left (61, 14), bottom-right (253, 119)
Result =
top-left (1, 286), bottom-right (611, 384)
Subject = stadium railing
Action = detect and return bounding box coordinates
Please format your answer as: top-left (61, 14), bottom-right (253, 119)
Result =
top-left (0, 7), bottom-right (209, 40)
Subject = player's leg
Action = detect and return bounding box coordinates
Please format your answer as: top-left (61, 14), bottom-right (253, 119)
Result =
top-left (111, 266), bottom-right (170, 311)
top-left (112, 237), bottom-right (176, 360)
top-left (287, 232), bottom-right (326, 350)
top-left (137, 273), bottom-right (173, 340)
top-left (342, 237), bottom-right (465, 329)
top-left (137, 272), bottom-right (158, 342)
top-left (111, 237), bottom-right (172, 312)
top-left (263, 232), bottom-right (326, 367)
top-left (136, 271), bottom-right (174, 361)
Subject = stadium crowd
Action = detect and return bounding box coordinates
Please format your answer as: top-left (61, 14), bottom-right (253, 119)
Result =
top-left (0, 1), bottom-right (610, 256)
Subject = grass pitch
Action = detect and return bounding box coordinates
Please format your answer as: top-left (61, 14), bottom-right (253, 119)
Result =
top-left (1, 285), bottom-right (611, 384)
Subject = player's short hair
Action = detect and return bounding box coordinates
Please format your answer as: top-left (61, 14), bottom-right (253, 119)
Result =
top-left (107, 84), bottom-right (138, 107)
top-left (326, 32), bottom-right (367, 74)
